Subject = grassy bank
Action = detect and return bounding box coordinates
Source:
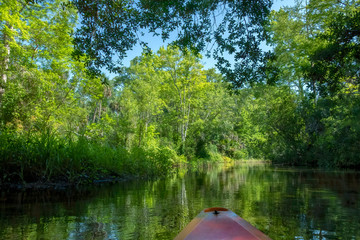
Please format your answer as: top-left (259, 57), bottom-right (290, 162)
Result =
top-left (0, 130), bottom-right (180, 188)
top-left (0, 127), bottom-right (269, 189)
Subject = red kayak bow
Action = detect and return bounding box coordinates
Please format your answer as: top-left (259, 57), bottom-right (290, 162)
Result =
top-left (174, 207), bottom-right (271, 240)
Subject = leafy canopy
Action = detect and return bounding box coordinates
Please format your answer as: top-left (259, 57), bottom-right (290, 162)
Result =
top-left (72, 0), bottom-right (272, 87)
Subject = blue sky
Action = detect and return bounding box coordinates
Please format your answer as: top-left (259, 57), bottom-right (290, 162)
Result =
top-left (106, 0), bottom-right (295, 78)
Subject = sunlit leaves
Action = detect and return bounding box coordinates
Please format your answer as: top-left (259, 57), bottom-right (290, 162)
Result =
top-left (72, 0), bottom-right (272, 86)
top-left (268, 0), bottom-right (360, 96)
top-left (0, 0), bottom-right (88, 134)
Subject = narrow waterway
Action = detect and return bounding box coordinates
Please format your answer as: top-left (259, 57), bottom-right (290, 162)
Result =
top-left (1, 162), bottom-right (360, 239)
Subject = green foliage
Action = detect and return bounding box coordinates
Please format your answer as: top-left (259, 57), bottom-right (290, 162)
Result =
top-left (308, 93), bottom-right (360, 168)
top-left (0, 81), bottom-right (27, 125)
top-left (233, 150), bottom-right (248, 160)
top-left (307, 7), bottom-right (360, 96)
top-left (72, 0), bottom-right (272, 85)
top-left (204, 144), bottom-right (223, 162)
top-left (264, 0), bottom-right (360, 168)
top-left (2, 0), bottom-right (360, 188)
top-left (234, 85), bottom-right (307, 164)
top-left (0, 129), bottom-right (179, 185)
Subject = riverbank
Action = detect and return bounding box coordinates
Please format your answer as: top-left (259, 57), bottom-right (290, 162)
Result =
top-left (0, 160), bottom-right (272, 191)
top-left (0, 176), bottom-right (133, 191)
top-left (0, 130), bottom-right (180, 190)
top-left (0, 130), bottom-right (271, 190)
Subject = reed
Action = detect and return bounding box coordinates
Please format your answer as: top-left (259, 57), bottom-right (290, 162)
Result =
top-left (0, 129), bottom-right (177, 185)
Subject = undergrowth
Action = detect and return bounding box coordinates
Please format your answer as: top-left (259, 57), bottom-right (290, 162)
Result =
top-left (0, 129), bottom-right (179, 185)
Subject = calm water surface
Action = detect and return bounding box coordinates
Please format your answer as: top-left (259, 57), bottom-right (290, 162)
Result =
top-left (1, 163), bottom-right (360, 240)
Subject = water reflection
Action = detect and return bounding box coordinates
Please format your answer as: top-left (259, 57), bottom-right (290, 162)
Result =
top-left (1, 163), bottom-right (360, 239)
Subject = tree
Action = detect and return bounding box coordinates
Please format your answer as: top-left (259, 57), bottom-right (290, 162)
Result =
top-left (157, 46), bottom-right (210, 151)
top-left (0, 0), bottom-right (87, 133)
top-left (265, 0), bottom-right (360, 167)
top-left (71, 0), bottom-right (272, 87)
top-left (114, 47), bottom-right (212, 152)
top-left (306, 4), bottom-right (360, 96)
top-left (0, 0), bottom-right (28, 96)
top-left (268, 0), bottom-right (360, 97)
top-left (116, 52), bottom-right (165, 147)
top-left (191, 69), bottom-right (240, 158)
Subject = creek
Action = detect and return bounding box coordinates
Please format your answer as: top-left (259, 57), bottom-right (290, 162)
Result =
top-left (1, 162), bottom-right (360, 239)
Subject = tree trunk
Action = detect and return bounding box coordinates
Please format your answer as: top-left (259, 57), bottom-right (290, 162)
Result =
top-left (92, 104), bottom-right (98, 122)
top-left (0, 24), bottom-right (12, 96)
top-left (98, 100), bottom-right (102, 119)
top-left (138, 120), bottom-right (143, 146)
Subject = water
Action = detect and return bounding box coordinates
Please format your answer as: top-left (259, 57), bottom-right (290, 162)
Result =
top-left (1, 162), bottom-right (360, 240)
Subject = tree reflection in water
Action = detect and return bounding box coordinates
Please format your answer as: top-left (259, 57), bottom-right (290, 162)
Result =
top-left (1, 163), bottom-right (359, 239)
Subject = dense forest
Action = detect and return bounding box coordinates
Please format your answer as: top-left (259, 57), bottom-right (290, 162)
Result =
top-left (0, 0), bottom-right (359, 185)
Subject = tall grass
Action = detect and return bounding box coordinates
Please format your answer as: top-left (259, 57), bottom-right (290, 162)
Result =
top-left (0, 129), bottom-right (178, 185)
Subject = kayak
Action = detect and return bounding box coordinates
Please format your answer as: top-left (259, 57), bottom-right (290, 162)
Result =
top-left (174, 207), bottom-right (271, 240)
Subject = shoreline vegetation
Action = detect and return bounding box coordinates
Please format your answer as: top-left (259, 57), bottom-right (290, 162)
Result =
top-left (0, 130), bottom-right (266, 190)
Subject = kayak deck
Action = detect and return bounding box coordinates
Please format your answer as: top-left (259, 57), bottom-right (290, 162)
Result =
top-left (174, 207), bottom-right (271, 240)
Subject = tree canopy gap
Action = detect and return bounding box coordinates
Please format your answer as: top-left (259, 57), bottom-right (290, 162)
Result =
top-left (72, 0), bottom-right (273, 88)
